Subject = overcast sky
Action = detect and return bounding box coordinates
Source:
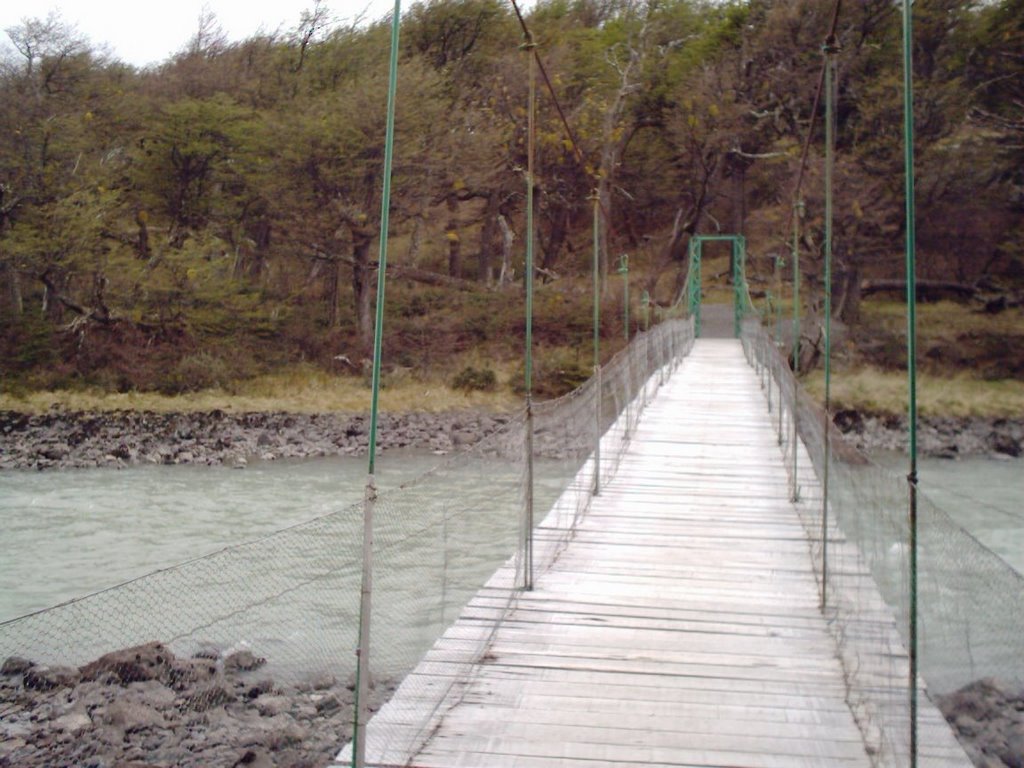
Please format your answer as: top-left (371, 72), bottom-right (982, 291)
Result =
top-left (0, 0), bottom-right (402, 68)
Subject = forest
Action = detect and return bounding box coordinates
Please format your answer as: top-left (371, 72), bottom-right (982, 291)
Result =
top-left (0, 0), bottom-right (1021, 401)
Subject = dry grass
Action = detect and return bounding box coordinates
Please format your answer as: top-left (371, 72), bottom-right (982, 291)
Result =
top-left (0, 364), bottom-right (521, 415)
top-left (863, 300), bottom-right (1024, 340)
top-left (804, 366), bottom-right (1024, 418)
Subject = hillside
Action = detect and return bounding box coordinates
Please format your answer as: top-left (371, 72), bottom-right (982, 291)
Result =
top-left (1, 0), bottom-right (1021, 413)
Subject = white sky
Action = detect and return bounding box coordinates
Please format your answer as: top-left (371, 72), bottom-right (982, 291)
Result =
top-left (0, 0), bottom-right (401, 68)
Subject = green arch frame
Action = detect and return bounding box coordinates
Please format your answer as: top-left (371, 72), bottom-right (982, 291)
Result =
top-left (686, 234), bottom-right (747, 338)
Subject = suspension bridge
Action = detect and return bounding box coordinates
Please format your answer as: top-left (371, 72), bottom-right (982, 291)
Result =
top-left (332, 0), bottom-right (992, 761)
top-left (2, 2), bottom-right (1016, 766)
top-left (335, 305), bottom-right (972, 768)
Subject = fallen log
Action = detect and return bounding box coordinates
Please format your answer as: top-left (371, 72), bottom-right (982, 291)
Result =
top-left (384, 263), bottom-right (479, 291)
top-left (860, 278), bottom-right (977, 300)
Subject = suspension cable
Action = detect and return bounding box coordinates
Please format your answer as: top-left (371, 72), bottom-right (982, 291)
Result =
top-left (508, 0), bottom-right (588, 173)
top-left (507, 0), bottom-right (628, 259)
top-left (791, 0), bottom-right (843, 205)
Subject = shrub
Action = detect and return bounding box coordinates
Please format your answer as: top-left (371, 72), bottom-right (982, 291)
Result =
top-left (159, 352), bottom-right (233, 394)
top-left (452, 366), bottom-right (497, 392)
top-left (510, 349), bottom-right (590, 399)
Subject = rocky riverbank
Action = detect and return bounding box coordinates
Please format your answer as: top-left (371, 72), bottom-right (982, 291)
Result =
top-left (1, 407), bottom-right (1021, 472)
top-left (833, 411), bottom-right (1024, 460)
top-left (0, 409), bottom-right (513, 471)
top-left (0, 642), bottom-right (390, 768)
top-left (936, 677), bottom-right (1024, 768)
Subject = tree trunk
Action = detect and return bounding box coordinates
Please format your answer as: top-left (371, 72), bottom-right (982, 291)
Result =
top-left (446, 192), bottom-right (461, 278)
top-left (351, 231), bottom-right (374, 350)
top-left (643, 209), bottom-right (689, 298)
top-left (860, 278), bottom-right (977, 301)
top-left (477, 192), bottom-right (500, 283)
top-left (2, 260), bottom-right (23, 316)
top-left (388, 264), bottom-right (478, 290)
top-left (497, 214), bottom-right (514, 286)
top-left (135, 209), bottom-right (151, 260)
top-left (836, 266), bottom-right (861, 324)
top-left (40, 269), bottom-right (67, 323)
top-left (325, 255), bottom-right (341, 329)
top-left (541, 205), bottom-right (569, 273)
top-left (406, 216), bottom-right (423, 265)
top-left (733, 163), bottom-right (747, 234)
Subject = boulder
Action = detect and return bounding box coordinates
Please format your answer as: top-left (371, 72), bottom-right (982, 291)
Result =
top-left (1, 656), bottom-right (34, 675)
top-left (103, 699), bottom-right (167, 731)
top-left (79, 641), bottom-right (175, 685)
top-left (23, 664), bottom-right (81, 691)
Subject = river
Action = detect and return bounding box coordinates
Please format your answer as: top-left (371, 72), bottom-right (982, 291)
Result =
top-left (0, 451), bottom-right (1019, 689)
top-left (917, 455), bottom-right (1024, 575)
top-left (0, 451), bottom-right (579, 624)
top-left (1, 453), bottom-right (1019, 621)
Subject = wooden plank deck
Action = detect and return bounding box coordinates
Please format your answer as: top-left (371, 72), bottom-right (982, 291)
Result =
top-left (337, 339), bottom-right (969, 768)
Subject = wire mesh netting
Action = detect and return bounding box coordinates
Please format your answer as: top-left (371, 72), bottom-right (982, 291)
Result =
top-left (0, 318), bottom-right (694, 768)
top-left (346, 317), bottom-right (695, 766)
top-left (740, 312), bottom-right (1023, 768)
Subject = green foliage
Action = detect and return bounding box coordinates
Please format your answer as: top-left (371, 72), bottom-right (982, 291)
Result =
top-left (510, 347), bottom-right (590, 399)
top-left (0, 0), bottom-right (1020, 397)
top-left (159, 352), bottom-right (234, 394)
top-left (452, 365), bottom-right (498, 392)
top-left (0, 312), bottom-right (57, 376)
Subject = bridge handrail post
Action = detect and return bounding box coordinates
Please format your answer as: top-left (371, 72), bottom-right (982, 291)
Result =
top-left (525, 396), bottom-right (535, 590)
top-left (593, 365), bottom-right (602, 497)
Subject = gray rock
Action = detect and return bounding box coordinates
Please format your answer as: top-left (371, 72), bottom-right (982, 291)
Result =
top-left (24, 664), bottom-right (80, 690)
top-left (253, 694), bottom-right (289, 717)
top-left (183, 683), bottom-right (236, 711)
top-left (312, 692), bottom-right (342, 714)
top-left (223, 650), bottom-right (265, 673)
top-left (1, 655), bottom-right (34, 675)
top-left (52, 709), bottom-right (92, 733)
top-left (308, 671), bottom-right (336, 691)
top-left (104, 699), bottom-right (169, 731)
top-left (79, 641), bottom-right (174, 684)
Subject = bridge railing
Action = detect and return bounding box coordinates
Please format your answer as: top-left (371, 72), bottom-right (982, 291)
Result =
top-left (740, 312), bottom-right (1024, 767)
top-left (0, 316), bottom-right (695, 768)
top-left (357, 315), bottom-right (695, 764)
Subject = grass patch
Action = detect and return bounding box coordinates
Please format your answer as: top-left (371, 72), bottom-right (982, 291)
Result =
top-left (804, 366), bottom-right (1024, 418)
top-left (863, 299), bottom-right (1024, 340)
top-left (0, 363), bottom-right (521, 414)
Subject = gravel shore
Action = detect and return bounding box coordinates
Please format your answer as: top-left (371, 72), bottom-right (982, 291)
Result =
top-left (0, 643), bottom-right (393, 768)
top-left (1, 408), bottom-right (1021, 472)
top-left (936, 677), bottom-right (1024, 768)
top-left (833, 411), bottom-right (1024, 460)
top-left (0, 409), bottom-right (513, 471)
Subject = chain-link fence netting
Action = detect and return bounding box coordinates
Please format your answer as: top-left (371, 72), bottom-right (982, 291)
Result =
top-left (741, 314), bottom-right (1019, 767)
top-left (345, 317), bottom-right (695, 766)
top-left (1, 318), bottom-right (695, 768)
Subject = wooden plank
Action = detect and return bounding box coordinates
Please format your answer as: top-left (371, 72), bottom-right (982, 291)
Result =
top-left (336, 340), bottom-right (970, 768)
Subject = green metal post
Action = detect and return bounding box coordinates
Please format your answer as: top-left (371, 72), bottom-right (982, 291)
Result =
top-left (774, 252), bottom-right (784, 445)
top-left (618, 253), bottom-right (631, 437)
top-left (523, 35), bottom-right (537, 592)
top-left (591, 193), bottom-right (601, 497)
top-left (354, 1), bottom-right (401, 765)
top-left (689, 240), bottom-right (702, 337)
top-left (902, 1), bottom-right (919, 764)
top-left (619, 254), bottom-right (630, 343)
top-left (766, 289), bottom-right (774, 414)
top-left (791, 202), bottom-right (803, 374)
top-left (640, 288), bottom-right (650, 408)
top-left (733, 239), bottom-right (742, 338)
top-left (791, 199), bottom-right (803, 502)
top-left (775, 254), bottom-right (784, 342)
top-left (821, 37), bottom-right (839, 612)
